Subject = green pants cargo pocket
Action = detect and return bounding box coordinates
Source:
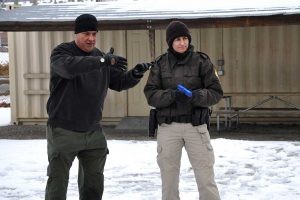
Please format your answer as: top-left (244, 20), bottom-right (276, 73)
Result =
top-left (47, 152), bottom-right (59, 178)
top-left (47, 152), bottom-right (71, 178)
top-left (46, 151), bottom-right (72, 200)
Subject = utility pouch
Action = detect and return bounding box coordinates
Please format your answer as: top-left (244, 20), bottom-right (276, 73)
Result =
top-left (207, 108), bottom-right (212, 130)
top-left (148, 109), bottom-right (158, 138)
top-left (191, 108), bottom-right (202, 126)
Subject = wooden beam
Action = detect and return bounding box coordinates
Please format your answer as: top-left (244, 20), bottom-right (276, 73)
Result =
top-left (224, 92), bottom-right (300, 96)
top-left (23, 73), bottom-right (50, 79)
top-left (24, 90), bottom-right (49, 95)
top-left (148, 28), bottom-right (155, 61)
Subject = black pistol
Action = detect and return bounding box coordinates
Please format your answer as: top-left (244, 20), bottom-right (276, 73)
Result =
top-left (148, 109), bottom-right (158, 138)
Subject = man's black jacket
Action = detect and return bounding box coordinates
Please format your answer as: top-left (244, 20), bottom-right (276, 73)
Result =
top-left (47, 41), bottom-right (141, 132)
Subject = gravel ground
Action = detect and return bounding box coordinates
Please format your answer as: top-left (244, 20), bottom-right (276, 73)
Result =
top-left (0, 124), bottom-right (299, 141)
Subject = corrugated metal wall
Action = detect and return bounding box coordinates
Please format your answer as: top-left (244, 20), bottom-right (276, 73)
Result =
top-left (221, 25), bottom-right (300, 109)
top-left (8, 25), bottom-right (300, 124)
top-left (126, 30), bottom-right (152, 116)
top-left (8, 31), bottom-right (51, 124)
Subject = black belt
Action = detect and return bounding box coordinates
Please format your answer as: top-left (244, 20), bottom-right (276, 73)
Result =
top-left (162, 115), bottom-right (193, 124)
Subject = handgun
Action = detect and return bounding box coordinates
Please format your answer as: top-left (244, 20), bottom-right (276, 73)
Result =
top-left (177, 84), bottom-right (192, 97)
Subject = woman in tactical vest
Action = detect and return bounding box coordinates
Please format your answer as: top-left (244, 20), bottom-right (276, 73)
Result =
top-left (144, 21), bottom-right (223, 200)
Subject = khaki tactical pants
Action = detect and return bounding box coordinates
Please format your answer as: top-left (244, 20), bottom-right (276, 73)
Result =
top-left (45, 126), bottom-right (108, 200)
top-left (157, 122), bottom-right (220, 200)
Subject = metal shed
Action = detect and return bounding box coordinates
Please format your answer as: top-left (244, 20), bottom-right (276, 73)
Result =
top-left (1, 0), bottom-right (300, 125)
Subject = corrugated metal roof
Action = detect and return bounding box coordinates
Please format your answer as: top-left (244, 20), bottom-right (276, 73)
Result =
top-left (2, 0), bottom-right (300, 21)
top-left (0, 0), bottom-right (300, 31)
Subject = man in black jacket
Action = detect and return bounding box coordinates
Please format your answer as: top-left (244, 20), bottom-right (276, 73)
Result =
top-left (45, 14), bottom-right (149, 200)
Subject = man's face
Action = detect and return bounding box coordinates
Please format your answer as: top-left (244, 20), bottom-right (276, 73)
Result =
top-left (75, 31), bottom-right (97, 53)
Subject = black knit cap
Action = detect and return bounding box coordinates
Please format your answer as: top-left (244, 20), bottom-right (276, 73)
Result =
top-left (74, 14), bottom-right (98, 34)
top-left (166, 21), bottom-right (191, 47)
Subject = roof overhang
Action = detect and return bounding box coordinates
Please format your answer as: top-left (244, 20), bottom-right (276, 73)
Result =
top-left (1, 1), bottom-right (300, 31)
top-left (1, 14), bottom-right (300, 31)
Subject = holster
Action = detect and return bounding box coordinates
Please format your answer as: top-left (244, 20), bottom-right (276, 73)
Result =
top-left (148, 109), bottom-right (158, 137)
top-left (191, 107), bottom-right (211, 130)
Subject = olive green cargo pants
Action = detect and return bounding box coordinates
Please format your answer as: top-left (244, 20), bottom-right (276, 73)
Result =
top-left (45, 126), bottom-right (108, 200)
top-left (157, 122), bottom-right (220, 200)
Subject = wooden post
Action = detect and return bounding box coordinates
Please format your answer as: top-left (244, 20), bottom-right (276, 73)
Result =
top-left (147, 20), bottom-right (155, 61)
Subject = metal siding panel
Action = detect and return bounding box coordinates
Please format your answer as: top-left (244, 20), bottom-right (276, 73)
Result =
top-left (17, 32), bottom-right (29, 119)
top-left (29, 32), bottom-right (41, 118)
top-left (7, 32), bottom-right (17, 124)
top-left (127, 30), bottom-right (151, 116)
top-left (41, 32), bottom-right (52, 118)
top-left (198, 28), bottom-right (223, 66)
top-left (99, 30), bottom-right (128, 118)
top-left (154, 29), bottom-right (167, 57)
top-left (290, 26), bottom-right (300, 91)
top-left (223, 25), bottom-right (300, 109)
top-left (197, 28), bottom-right (224, 109)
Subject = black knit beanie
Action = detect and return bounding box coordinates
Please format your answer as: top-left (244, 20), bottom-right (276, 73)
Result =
top-left (166, 21), bottom-right (191, 47)
top-left (74, 14), bottom-right (98, 34)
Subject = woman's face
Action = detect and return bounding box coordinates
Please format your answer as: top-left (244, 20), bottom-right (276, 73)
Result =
top-left (172, 36), bottom-right (189, 53)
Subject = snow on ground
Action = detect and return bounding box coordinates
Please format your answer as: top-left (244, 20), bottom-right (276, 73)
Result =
top-left (0, 52), bottom-right (8, 65)
top-left (0, 107), bottom-right (10, 126)
top-left (0, 95), bottom-right (10, 105)
top-left (0, 139), bottom-right (299, 200)
top-left (0, 108), bottom-right (299, 200)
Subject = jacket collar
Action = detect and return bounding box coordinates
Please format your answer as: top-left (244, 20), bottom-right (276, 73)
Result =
top-left (167, 45), bottom-right (194, 68)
